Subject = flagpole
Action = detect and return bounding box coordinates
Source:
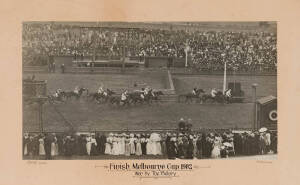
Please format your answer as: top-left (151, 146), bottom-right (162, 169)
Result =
top-left (223, 61), bottom-right (227, 94)
top-left (185, 49), bottom-right (188, 68)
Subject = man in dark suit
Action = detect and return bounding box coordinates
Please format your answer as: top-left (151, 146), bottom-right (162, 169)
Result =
top-left (44, 133), bottom-right (52, 160)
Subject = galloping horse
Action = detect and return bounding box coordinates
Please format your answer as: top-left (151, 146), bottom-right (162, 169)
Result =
top-left (149, 90), bottom-right (164, 103)
top-left (88, 88), bottom-right (115, 103)
top-left (200, 90), bottom-right (229, 104)
top-left (109, 95), bottom-right (130, 106)
top-left (127, 91), bottom-right (145, 105)
top-left (47, 93), bottom-right (65, 104)
top-left (178, 89), bottom-right (205, 103)
top-left (63, 87), bottom-right (88, 100)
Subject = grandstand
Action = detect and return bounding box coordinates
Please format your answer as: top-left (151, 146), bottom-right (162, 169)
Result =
top-left (22, 22), bottom-right (277, 73)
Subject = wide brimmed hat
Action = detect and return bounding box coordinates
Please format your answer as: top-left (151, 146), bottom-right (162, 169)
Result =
top-left (223, 142), bottom-right (232, 147)
top-left (259, 127), bottom-right (268, 132)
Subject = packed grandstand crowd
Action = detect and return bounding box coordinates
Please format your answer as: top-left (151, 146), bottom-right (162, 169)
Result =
top-left (23, 121), bottom-right (277, 159)
top-left (23, 23), bottom-right (277, 72)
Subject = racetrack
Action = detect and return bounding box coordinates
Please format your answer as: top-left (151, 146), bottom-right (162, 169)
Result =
top-left (24, 72), bottom-right (169, 94)
top-left (173, 74), bottom-right (277, 102)
top-left (23, 72), bottom-right (276, 132)
top-left (23, 101), bottom-right (254, 132)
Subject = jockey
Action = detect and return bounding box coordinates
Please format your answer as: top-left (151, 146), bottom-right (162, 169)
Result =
top-left (142, 87), bottom-right (149, 95)
top-left (225, 89), bottom-right (232, 97)
top-left (54, 91), bottom-right (59, 98)
top-left (211, 88), bottom-right (217, 98)
top-left (150, 88), bottom-right (155, 97)
top-left (54, 89), bottom-right (61, 97)
top-left (97, 86), bottom-right (104, 94)
top-left (192, 88), bottom-right (197, 95)
top-left (121, 90), bottom-right (128, 101)
top-left (74, 86), bottom-right (79, 94)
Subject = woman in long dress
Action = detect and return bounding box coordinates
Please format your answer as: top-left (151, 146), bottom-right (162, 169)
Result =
top-left (211, 135), bottom-right (222, 158)
top-left (129, 134), bottom-right (136, 155)
top-left (152, 133), bottom-right (162, 155)
top-left (135, 134), bottom-right (142, 156)
top-left (54, 137), bottom-right (59, 156)
top-left (51, 134), bottom-right (57, 156)
top-left (86, 134), bottom-right (92, 156)
top-left (39, 135), bottom-right (46, 156)
top-left (124, 135), bottom-right (130, 156)
top-left (23, 133), bottom-right (29, 156)
top-left (104, 133), bottom-right (113, 155)
top-left (112, 135), bottom-right (119, 155)
top-left (119, 134), bottom-right (126, 155)
top-left (146, 134), bottom-right (152, 155)
top-left (192, 135), bottom-right (198, 158)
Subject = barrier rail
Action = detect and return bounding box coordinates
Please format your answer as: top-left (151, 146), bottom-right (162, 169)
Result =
top-left (23, 127), bottom-right (255, 134)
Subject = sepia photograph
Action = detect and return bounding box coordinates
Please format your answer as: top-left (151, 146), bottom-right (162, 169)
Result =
top-left (22, 21), bottom-right (277, 160)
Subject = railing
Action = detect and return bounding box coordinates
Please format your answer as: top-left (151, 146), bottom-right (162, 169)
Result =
top-left (23, 127), bottom-right (255, 134)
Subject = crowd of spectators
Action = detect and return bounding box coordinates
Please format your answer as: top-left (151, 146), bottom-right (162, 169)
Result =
top-left (23, 129), bottom-right (277, 160)
top-left (23, 23), bottom-right (277, 72)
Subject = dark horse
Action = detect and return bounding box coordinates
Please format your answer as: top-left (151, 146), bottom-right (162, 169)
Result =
top-left (109, 95), bottom-right (131, 106)
top-left (200, 91), bottom-right (228, 104)
top-left (62, 87), bottom-right (88, 100)
top-left (178, 89), bottom-right (205, 103)
top-left (149, 90), bottom-right (164, 103)
top-left (88, 88), bottom-right (116, 103)
top-left (47, 94), bottom-right (65, 104)
top-left (127, 91), bottom-right (145, 105)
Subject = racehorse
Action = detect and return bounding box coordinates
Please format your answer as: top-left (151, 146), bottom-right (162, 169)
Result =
top-left (47, 93), bottom-right (65, 104)
top-left (62, 87), bottom-right (88, 100)
top-left (149, 90), bottom-right (164, 103)
top-left (178, 89), bottom-right (205, 103)
top-left (200, 91), bottom-right (230, 104)
top-left (109, 95), bottom-right (130, 106)
top-left (127, 91), bottom-right (145, 105)
top-left (88, 88), bottom-right (115, 103)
